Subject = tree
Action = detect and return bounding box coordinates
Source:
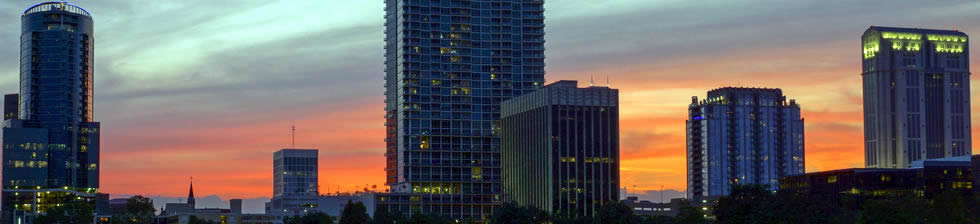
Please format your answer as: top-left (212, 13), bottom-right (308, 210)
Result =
top-left (406, 213), bottom-right (454, 224)
top-left (858, 197), bottom-right (927, 224)
top-left (673, 207), bottom-right (707, 224)
top-left (370, 208), bottom-right (406, 224)
top-left (189, 216), bottom-right (219, 224)
top-left (549, 214), bottom-right (592, 224)
top-left (634, 215), bottom-right (676, 224)
top-left (284, 212), bottom-right (335, 224)
top-left (927, 190), bottom-right (972, 224)
top-left (490, 201), bottom-right (550, 224)
top-left (111, 195), bottom-right (156, 224)
top-left (712, 185), bottom-right (778, 224)
top-left (596, 201), bottom-right (634, 224)
top-left (36, 202), bottom-right (94, 224)
top-left (339, 200), bottom-right (371, 224)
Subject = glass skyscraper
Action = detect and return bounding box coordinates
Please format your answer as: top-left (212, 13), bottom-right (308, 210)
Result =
top-left (861, 26), bottom-right (971, 168)
top-left (2, 2), bottom-right (100, 222)
top-left (686, 88), bottom-right (804, 200)
top-left (500, 80), bottom-right (620, 217)
top-left (379, 0), bottom-right (546, 220)
top-left (267, 149), bottom-right (319, 221)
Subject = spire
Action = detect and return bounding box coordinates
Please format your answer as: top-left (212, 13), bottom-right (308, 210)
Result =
top-left (187, 177), bottom-right (196, 208)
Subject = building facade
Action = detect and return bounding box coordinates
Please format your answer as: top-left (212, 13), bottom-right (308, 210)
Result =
top-left (500, 80), bottom-right (619, 217)
top-left (622, 197), bottom-right (690, 217)
top-left (379, 0), bottom-right (546, 220)
top-left (686, 87), bottom-right (804, 199)
top-left (159, 198), bottom-right (275, 224)
top-left (2, 2), bottom-right (100, 223)
top-left (973, 155), bottom-right (980, 194)
top-left (266, 149), bottom-right (319, 222)
top-left (861, 26), bottom-right (972, 168)
top-left (4, 94), bottom-right (18, 120)
top-left (780, 158), bottom-right (973, 200)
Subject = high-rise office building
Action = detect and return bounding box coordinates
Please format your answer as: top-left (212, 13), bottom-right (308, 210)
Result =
top-left (686, 87), bottom-right (804, 200)
top-left (379, 0), bottom-right (546, 220)
top-left (2, 2), bottom-right (100, 223)
top-left (500, 80), bottom-right (619, 217)
top-left (861, 26), bottom-right (971, 168)
top-left (266, 149), bottom-right (319, 222)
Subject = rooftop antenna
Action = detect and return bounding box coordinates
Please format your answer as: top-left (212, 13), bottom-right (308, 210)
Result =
top-left (291, 122), bottom-right (296, 148)
top-left (606, 75), bottom-right (610, 87)
top-left (590, 76), bottom-right (595, 87)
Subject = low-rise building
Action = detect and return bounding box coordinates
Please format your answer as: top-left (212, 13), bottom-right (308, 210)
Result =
top-left (157, 198), bottom-right (275, 224)
top-left (622, 197), bottom-right (685, 217)
top-left (780, 157), bottom-right (973, 199)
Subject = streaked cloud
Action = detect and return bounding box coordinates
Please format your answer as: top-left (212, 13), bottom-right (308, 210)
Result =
top-left (0, 0), bottom-right (976, 201)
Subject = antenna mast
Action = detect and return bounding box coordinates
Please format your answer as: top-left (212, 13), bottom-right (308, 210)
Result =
top-left (291, 123), bottom-right (296, 148)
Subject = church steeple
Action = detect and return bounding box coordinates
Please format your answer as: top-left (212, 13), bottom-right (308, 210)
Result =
top-left (187, 177), bottom-right (196, 208)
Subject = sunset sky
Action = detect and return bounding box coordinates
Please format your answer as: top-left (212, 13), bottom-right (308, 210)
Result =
top-left (0, 0), bottom-right (978, 203)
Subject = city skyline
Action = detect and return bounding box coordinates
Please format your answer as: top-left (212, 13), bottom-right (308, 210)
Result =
top-left (0, 0), bottom-right (978, 201)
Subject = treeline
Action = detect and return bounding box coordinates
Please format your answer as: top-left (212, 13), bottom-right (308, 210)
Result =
top-left (330, 185), bottom-right (977, 224)
top-left (711, 185), bottom-right (979, 224)
top-left (295, 200), bottom-right (710, 224)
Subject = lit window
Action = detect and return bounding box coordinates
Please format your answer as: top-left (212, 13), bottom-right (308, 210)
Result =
top-left (420, 136), bottom-right (430, 150)
top-left (472, 167), bottom-right (482, 180)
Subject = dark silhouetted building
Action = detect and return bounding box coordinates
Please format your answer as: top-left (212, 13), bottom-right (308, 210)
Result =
top-left (3, 2), bottom-right (100, 223)
top-left (622, 197), bottom-right (691, 217)
top-left (500, 80), bottom-right (619, 217)
top-left (973, 155), bottom-right (980, 194)
top-left (4, 94), bottom-right (17, 120)
top-left (378, 0), bottom-right (546, 220)
top-left (781, 157), bottom-right (973, 199)
top-left (686, 87), bottom-right (805, 200)
top-left (861, 27), bottom-right (971, 168)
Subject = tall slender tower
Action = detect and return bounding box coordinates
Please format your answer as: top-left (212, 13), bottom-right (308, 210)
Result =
top-left (187, 177), bottom-right (196, 208)
top-left (2, 2), bottom-right (100, 222)
top-left (686, 88), bottom-right (805, 199)
top-left (861, 27), bottom-right (971, 168)
top-left (379, 0), bottom-right (546, 220)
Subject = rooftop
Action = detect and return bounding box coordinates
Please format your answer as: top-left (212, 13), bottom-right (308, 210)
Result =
top-left (867, 26), bottom-right (967, 36)
top-left (24, 2), bottom-right (91, 18)
top-left (706, 87), bottom-right (785, 98)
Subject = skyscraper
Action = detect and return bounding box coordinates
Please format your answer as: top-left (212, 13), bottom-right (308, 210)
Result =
top-left (266, 149), bottom-right (319, 222)
top-left (379, 0), bottom-right (546, 220)
top-left (686, 87), bottom-right (804, 200)
top-left (500, 80), bottom-right (620, 217)
top-left (2, 2), bottom-right (99, 222)
top-left (861, 26), bottom-right (971, 168)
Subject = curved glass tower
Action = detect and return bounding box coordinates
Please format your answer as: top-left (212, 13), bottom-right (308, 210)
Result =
top-left (3, 2), bottom-right (100, 222)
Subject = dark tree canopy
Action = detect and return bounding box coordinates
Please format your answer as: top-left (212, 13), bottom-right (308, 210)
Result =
top-left (370, 208), bottom-right (406, 224)
top-left (596, 201), bottom-right (635, 224)
top-left (36, 202), bottom-right (94, 224)
top-left (339, 200), bottom-right (372, 224)
top-left (284, 212), bottom-right (335, 224)
top-left (490, 201), bottom-right (550, 224)
top-left (111, 195), bottom-right (157, 224)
